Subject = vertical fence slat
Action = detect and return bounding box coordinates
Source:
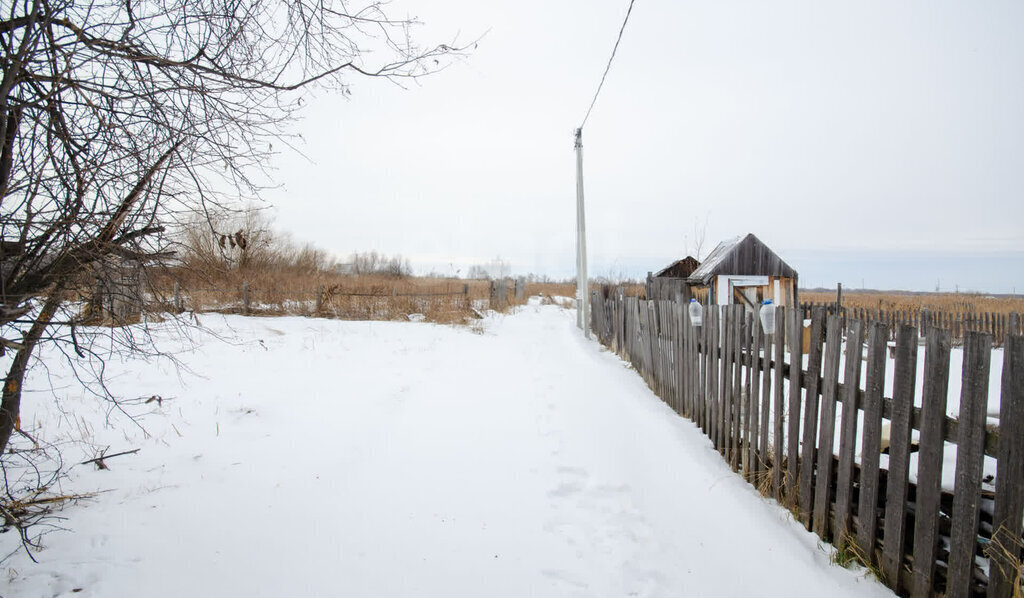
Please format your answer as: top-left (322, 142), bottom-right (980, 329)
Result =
top-left (882, 324), bottom-right (919, 592)
top-left (856, 321), bottom-right (889, 568)
top-left (947, 331), bottom-right (993, 598)
top-left (799, 307), bottom-right (827, 528)
top-left (742, 312), bottom-right (754, 476)
top-left (724, 306), bottom-right (736, 458)
top-left (709, 308), bottom-right (721, 447)
top-left (731, 305), bottom-right (744, 471)
top-left (989, 333), bottom-right (1024, 598)
top-left (813, 315), bottom-right (844, 539)
top-left (911, 327), bottom-right (952, 598)
top-left (759, 308), bottom-right (772, 477)
top-left (834, 320), bottom-right (865, 549)
top-left (772, 306), bottom-right (787, 500)
top-left (786, 307), bottom-right (803, 504)
top-left (748, 308), bottom-right (763, 482)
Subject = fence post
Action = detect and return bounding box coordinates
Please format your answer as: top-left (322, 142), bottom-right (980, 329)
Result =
top-left (315, 285), bottom-right (324, 313)
top-left (243, 281), bottom-right (250, 315)
top-left (173, 282), bottom-right (183, 313)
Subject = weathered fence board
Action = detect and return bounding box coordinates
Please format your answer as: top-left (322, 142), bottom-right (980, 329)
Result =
top-left (946, 332), bottom-right (992, 598)
top-left (798, 308), bottom-right (826, 528)
top-left (882, 325), bottom-right (919, 593)
top-left (812, 315), bottom-right (843, 539)
top-left (834, 320), bottom-right (864, 549)
top-left (911, 328), bottom-right (952, 597)
top-left (773, 306), bottom-right (787, 501)
top-left (989, 333), bottom-right (1024, 598)
top-left (856, 321), bottom-right (888, 568)
top-left (786, 307), bottom-right (802, 504)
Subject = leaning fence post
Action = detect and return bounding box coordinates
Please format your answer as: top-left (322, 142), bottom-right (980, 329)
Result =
top-left (243, 281), bottom-right (250, 315)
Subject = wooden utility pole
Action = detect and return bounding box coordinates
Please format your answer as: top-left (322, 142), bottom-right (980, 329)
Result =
top-left (575, 128), bottom-right (590, 338)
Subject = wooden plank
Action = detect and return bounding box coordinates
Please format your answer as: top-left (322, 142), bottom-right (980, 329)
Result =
top-left (708, 308), bottom-right (720, 448)
top-left (732, 305), bottom-right (744, 471)
top-left (798, 307), bottom-right (827, 528)
top-left (759, 306), bottom-right (772, 480)
top-left (989, 334), bottom-right (1024, 598)
top-left (910, 327), bottom-right (952, 598)
top-left (720, 306), bottom-right (732, 456)
top-left (786, 306), bottom-right (803, 504)
top-left (856, 321), bottom-right (888, 569)
top-left (719, 306), bottom-right (732, 457)
top-left (812, 315), bottom-right (843, 539)
top-left (946, 331), bottom-right (992, 598)
top-left (834, 320), bottom-right (865, 549)
top-left (700, 307), bottom-right (711, 434)
top-left (742, 311), bottom-right (754, 477)
top-left (773, 306), bottom-right (787, 500)
top-left (881, 324), bottom-right (918, 593)
top-left (678, 301), bottom-right (688, 417)
top-left (696, 303), bottom-right (704, 425)
top-left (748, 309), bottom-right (763, 482)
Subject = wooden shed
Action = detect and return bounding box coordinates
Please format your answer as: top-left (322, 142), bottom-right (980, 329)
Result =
top-left (655, 256), bottom-right (701, 279)
top-left (646, 256), bottom-right (702, 300)
top-left (686, 233), bottom-right (798, 310)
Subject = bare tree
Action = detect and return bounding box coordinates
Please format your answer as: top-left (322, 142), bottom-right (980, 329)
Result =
top-left (0, 0), bottom-right (467, 456)
top-left (684, 214), bottom-right (710, 261)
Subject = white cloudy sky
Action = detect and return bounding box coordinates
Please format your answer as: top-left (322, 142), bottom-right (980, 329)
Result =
top-left (260, 0), bottom-right (1024, 293)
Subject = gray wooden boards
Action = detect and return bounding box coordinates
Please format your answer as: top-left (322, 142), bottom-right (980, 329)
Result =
top-left (989, 333), bottom-right (1024, 598)
top-left (946, 332), bottom-right (992, 598)
top-left (856, 321), bottom-right (889, 568)
top-left (882, 324), bottom-right (918, 592)
top-left (911, 327), bottom-right (952, 598)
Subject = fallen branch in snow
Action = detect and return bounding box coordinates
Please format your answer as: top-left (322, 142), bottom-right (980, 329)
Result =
top-left (81, 449), bottom-right (140, 470)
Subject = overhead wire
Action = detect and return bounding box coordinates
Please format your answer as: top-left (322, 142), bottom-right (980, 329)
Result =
top-left (579, 0), bottom-right (638, 131)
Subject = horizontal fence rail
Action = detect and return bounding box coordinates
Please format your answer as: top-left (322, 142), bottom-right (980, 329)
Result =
top-left (591, 287), bottom-right (1024, 597)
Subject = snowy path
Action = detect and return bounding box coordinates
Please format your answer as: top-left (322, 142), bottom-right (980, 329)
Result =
top-left (5, 304), bottom-right (891, 597)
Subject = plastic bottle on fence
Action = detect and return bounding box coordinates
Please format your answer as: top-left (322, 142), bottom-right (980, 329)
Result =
top-left (688, 298), bottom-right (703, 327)
top-left (760, 299), bottom-right (776, 334)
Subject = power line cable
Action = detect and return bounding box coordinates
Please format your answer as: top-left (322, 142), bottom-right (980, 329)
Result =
top-left (579, 0), bottom-right (637, 131)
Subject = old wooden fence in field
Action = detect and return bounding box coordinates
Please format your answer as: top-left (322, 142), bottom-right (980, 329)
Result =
top-left (799, 302), bottom-right (1023, 347)
top-left (591, 289), bottom-right (1024, 597)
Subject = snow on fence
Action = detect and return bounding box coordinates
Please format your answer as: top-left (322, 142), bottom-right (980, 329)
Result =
top-left (590, 288), bottom-right (1024, 597)
top-left (799, 302), bottom-right (1023, 347)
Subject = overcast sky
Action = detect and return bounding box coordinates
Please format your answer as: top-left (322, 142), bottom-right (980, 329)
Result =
top-left (260, 0), bottom-right (1024, 294)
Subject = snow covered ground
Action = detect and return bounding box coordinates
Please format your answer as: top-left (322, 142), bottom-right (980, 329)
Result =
top-left (3, 302), bottom-right (892, 597)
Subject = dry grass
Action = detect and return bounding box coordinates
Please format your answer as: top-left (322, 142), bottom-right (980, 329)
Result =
top-left (985, 524), bottom-right (1024, 598)
top-left (801, 289), bottom-right (1024, 316)
top-left (144, 269), bottom-right (584, 324)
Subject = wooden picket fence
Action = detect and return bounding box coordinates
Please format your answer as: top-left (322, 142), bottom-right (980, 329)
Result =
top-left (800, 302), bottom-right (1023, 347)
top-left (591, 288), bottom-right (1024, 597)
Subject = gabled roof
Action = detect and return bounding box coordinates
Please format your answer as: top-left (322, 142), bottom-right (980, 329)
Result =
top-left (687, 233), bottom-right (797, 285)
top-left (654, 256), bottom-right (701, 278)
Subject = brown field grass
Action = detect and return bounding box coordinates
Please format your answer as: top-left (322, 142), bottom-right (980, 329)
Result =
top-left (145, 269), bottom-right (590, 324)
top-left (800, 289), bottom-right (1024, 316)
